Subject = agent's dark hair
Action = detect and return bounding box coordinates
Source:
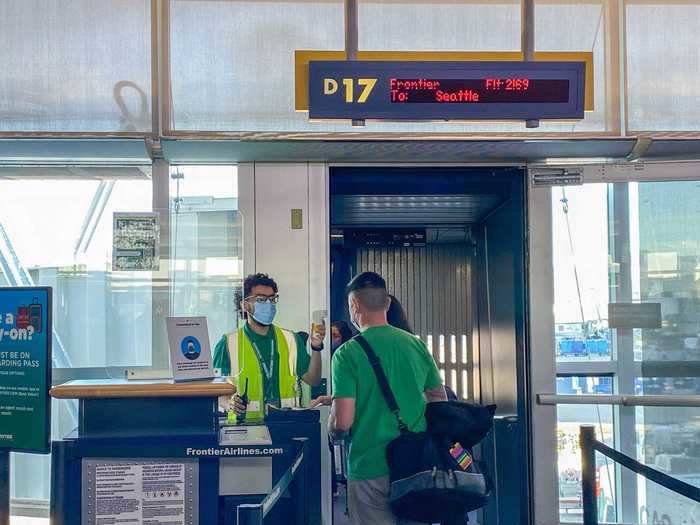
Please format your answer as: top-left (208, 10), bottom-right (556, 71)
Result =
top-left (243, 273), bottom-right (278, 298)
top-left (331, 320), bottom-right (353, 344)
top-left (345, 271), bottom-right (388, 312)
top-left (387, 294), bottom-right (413, 334)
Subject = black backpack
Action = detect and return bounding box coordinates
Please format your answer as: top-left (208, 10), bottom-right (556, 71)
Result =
top-left (355, 335), bottom-right (495, 524)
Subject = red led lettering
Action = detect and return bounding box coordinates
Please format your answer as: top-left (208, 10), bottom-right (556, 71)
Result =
top-left (390, 77), bottom-right (553, 104)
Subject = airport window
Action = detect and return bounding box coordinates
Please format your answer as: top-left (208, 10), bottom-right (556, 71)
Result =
top-left (0, 167), bottom-right (154, 516)
top-left (552, 180), bottom-right (700, 523)
top-left (626, 1), bottom-right (700, 131)
top-left (553, 184), bottom-right (612, 363)
top-left (556, 376), bottom-right (616, 523)
top-left (0, 0), bottom-right (152, 132)
top-left (0, 169), bottom-right (155, 370)
top-left (168, 0), bottom-right (344, 132)
top-left (534, 0), bottom-right (608, 132)
top-left (1, 164), bottom-right (241, 519)
top-left (358, 0), bottom-right (520, 52)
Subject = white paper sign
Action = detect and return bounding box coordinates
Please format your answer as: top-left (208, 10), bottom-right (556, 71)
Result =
top-left (94, 463), bottom-right (185, 525)
top-left (166, 317), bottom-right (214, 381)
top-left (113, 212), bottom-right (160, 271)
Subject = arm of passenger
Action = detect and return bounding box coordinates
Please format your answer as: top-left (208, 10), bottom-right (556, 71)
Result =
top-left (424, 384), bottom-right (448, 403)
top-left (329, 347), bottom-right (356, 436)
top-left (329, 397), bottom-right (355, 434)
top-left (302, 350), bottom-right (322, 387)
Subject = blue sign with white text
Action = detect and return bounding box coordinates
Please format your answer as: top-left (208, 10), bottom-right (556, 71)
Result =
top-left (0, 287), bottom-right (51, 453)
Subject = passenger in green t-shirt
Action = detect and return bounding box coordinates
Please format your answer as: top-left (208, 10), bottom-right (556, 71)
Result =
top-left (330, 272), bottom-right (446, 525)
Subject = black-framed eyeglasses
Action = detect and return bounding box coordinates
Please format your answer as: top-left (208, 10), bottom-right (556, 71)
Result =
top-left (244, 294), bottom-right (280, 304)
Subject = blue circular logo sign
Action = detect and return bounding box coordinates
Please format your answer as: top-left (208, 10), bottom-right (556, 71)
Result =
top-left (181, 336), bottom-right (201, 360)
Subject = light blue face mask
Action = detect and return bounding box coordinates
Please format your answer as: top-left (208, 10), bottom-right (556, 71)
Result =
top-left (251, 302), bottom-right (277, 326)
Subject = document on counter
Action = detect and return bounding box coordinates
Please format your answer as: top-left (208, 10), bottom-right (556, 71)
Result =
top-left (219, 424), bottom-right (272, 446)
top-left (82, 460), bottom-right (197, 525)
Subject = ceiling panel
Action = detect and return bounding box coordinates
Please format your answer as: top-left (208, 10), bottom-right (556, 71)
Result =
top-left (332, 193), bottom-right (504, 225)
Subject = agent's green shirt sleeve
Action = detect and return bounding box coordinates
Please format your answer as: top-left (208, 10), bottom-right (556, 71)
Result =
top-left (331, 343), bottom-right (357, 399)
top-left (212, 335), bottom-right (231, 376)
top-left (294, 332), bottom-right (311, 377)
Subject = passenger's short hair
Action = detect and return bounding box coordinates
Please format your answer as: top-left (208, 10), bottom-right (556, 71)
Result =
top-left (244, 273), bottom-right (278, 298)
top-left (346, 272), bottom-right (389, 312)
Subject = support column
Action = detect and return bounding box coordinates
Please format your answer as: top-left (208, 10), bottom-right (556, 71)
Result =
top-left (345, 0), bottom-right (364, 127)
top-left (610, 183), bottom-right (638, 523)
top-left (521, 0), bottom-right (539, 129)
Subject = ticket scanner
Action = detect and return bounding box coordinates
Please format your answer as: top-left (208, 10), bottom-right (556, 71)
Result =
top-left (49, 379), bottom-right (321, 525)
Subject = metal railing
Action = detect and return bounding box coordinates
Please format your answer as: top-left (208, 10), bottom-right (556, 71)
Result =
top-left (538, 393), bottom-right (700, 407)
top-left (237, 441), bottom-right (307, 525)
top-left (579, 425), bottom-right (700, 525)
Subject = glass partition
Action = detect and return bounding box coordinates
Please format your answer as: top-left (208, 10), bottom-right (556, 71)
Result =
top-left (169, 165), bottom-right (243, 346)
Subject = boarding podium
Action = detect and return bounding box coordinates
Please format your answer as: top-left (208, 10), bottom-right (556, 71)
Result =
top-left (49, 379), bottom-right (321, 525)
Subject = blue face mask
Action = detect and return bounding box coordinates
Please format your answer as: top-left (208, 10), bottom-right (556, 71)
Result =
top-left (251, 302), bottom-right (277, 326)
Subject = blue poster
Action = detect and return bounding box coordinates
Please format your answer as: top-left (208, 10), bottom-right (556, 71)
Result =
top-left (0, 287), bottom-right (51, 453)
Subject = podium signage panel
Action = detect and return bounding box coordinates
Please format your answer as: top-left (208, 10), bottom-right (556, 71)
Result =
top-left (0, 287), bottom-right (51, 453)
top-left (82, 459), bottom-right (199, 525)
top-left (166, 317), bottom-right (214, 382)
top-left (308, 60), bottom-right (586, 121)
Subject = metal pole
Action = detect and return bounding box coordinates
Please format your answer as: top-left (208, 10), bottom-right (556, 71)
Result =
top-left (580, 425), bottom-right (598, 525)
top-left (0, 451), bottom-right (10, 525)
top-left (537, 393), bottom-right (700, 408)
top-left (292, 441), bottom-right (309, 525)
top-left (521, 0), bottom-right (540, 128)
top-left (237, 504), bottom-right (263, 525)
top-left (344, 0), bottom-right (364, 127)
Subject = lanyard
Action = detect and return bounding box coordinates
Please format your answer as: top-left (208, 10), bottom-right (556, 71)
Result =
top-left (250, 338), bottom-right (275, 383)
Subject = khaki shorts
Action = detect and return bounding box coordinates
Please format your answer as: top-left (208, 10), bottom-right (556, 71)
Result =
top-left (347, 476), bottom-right (427, 525)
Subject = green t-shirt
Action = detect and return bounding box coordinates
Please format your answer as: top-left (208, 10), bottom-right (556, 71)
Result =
top-left (212, 323), bottom-right (311, 404)
top-left (332, 325), bottom-right (442, 480)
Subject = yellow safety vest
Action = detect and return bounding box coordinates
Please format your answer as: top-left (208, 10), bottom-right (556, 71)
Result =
top-left (225, 326), bottom-right (306, 421)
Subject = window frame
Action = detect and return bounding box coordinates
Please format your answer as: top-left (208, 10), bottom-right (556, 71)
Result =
top-left (528, 160), bottom-right (700, 524)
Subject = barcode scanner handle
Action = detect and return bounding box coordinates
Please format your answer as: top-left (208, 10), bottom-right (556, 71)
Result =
top-left (236, 378), bottom-right (249, 424)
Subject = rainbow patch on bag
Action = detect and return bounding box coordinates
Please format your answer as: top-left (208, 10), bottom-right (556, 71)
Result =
top-left (449, 442), bottom-right (473, 470)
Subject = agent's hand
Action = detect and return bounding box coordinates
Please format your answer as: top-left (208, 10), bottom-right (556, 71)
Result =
top-left (310, 319), bottom-right (326, 350)
top-left (228, 394), bottom-right (247, 415)
top-left (310, 395), bottom-right (332, 408)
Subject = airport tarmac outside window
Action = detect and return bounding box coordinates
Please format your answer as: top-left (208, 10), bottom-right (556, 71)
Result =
top-left (552, 180), bottom-right (700, 524)
top-left (556, 376), bottom-right (616, 523)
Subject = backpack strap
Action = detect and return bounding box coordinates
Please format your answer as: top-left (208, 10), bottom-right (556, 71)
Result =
top-left (355, 335), bottom-right (408, 433)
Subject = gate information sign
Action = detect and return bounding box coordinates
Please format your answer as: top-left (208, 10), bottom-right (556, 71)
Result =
top-left (0, 287), bottom-right (51, 453)
top-left (308, 60), bottom-right (586, 121)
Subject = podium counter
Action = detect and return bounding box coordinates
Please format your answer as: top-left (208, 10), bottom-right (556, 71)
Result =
top-left (49, 379), bottom-right (321, 525)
